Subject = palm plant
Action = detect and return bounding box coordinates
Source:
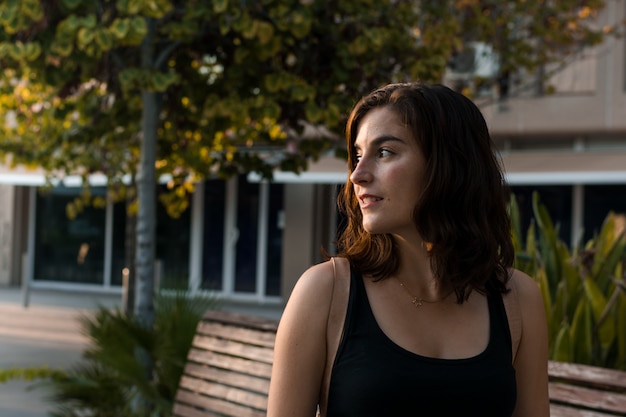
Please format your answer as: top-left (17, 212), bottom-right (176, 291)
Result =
top-left (511, 192), bottom-right (626, 370)
top-left (44, 288), bottom-right (216, 417)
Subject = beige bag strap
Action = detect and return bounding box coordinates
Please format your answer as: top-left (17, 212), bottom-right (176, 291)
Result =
top-left (318, 257), bottom-right (350, 417)
top-left (503, 274), bottom-right (522, 364)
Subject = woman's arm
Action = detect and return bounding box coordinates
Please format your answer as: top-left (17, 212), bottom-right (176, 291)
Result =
top-left (510, 269), bottom-right (550, 417)
top-left (267, 261), bottom-right (335, 417)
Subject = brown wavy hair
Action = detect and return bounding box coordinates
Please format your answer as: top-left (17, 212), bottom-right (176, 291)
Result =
top-left (336, 82), bottom-right (514, 302)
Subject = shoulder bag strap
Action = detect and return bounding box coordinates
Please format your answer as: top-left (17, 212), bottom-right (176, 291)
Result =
top-left (503, 274), bottom-right (522, 364)
top-left (318, 257), bottom-right (350, 417)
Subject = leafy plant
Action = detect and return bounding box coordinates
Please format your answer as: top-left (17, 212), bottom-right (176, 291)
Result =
top-left (511, 191), bottom-right (626, 370)
top-left (2, 289), bottom-right (216, 417)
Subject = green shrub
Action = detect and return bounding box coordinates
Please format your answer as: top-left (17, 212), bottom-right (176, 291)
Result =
top-left (2, 288), bottom-right (216, 417)
top-left (511, 192), bottom-right (626, 370)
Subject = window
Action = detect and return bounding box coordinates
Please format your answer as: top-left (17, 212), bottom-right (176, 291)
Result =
top-left (583, 185), bottom-right (626, 243)
top-left (201, 180), bottom-right (226, 290)
top-left (34, 186), bottom-right (106, 284)
top-left (511, 185), bottom-right (573, 245)
top-left (265, 183), bottom-right (284, 296)
top-left (199, 176), bottom-right (284, 299)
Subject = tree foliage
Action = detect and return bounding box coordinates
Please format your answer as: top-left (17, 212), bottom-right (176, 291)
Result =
top-left (1, 0), bottom-right (617, 192)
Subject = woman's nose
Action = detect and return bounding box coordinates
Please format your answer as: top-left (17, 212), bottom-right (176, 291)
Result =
top-left (350, 159), bottom-right (372, 184)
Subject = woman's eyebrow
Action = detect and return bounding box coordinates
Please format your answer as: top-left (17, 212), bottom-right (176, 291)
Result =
top-left (355, 134), bottom-right (407, 150)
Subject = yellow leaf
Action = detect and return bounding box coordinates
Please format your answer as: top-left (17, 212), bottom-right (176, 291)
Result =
top-left (109, 19), bottom-right (130, 39)
top-left (213, 0), bottom-right (228, 13)
top-left (583, 279), bottom-right (616, 355)
top-left (94, 29), bottom-right (114, 51)
top-left (256, 21), bottom-right (275, 45)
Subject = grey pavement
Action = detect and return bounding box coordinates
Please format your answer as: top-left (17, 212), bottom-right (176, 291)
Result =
top-left (0, 287), bottom-right (121, 417)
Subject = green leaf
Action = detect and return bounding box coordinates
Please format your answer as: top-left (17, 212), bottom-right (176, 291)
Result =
top-left (61, 0), bottom-right (83, 9)
top-left (22, 0), bottom-right (43, 20)
top-left (289, 10), bottom-right (311, 39)
top-left (583, 278), bottom-right (616, 360)
top-left (552, 281), bottom-right (567, 339)
top-left (617, 291), bottom-right (626, 369)
top-left (94, 29), bottom-right (114, 51)
top-left (264, 73), bottom-right (282, 93)
top-left (127, 16), bottom-right (147, 44)
top-left (305, 101), bottom-right (323, 123)
top-left (77, 27), bottom-right (95, 50)
top-left (82, 14), bottom-right (97, 29)
top-left (256, 21), bottom-right (275, 45)
top-left (213, 0), bottom-right (228, 13)
top-left (110, 18), bottom-right (130, 39)
top-left (571, 298), bottom-right (593, 364)
top-left (533, 191), bottom-right (561, 289)
top-left (151, 72), bottom-right (180, 92)
top-left (553, 323), bottom-right (571, 362)
top-left (122, 0), bottom-right (142, 14)
top-left (50, 40), bottom-right (74, 57)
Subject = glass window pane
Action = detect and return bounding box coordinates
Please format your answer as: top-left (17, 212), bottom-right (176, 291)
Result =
top-left (111, 201), bottom-right (127, 286)
top-left (235, 176), bottom-right (258, 293)
top-left (511, 185), bottom-right (572, 245)
top-left (157, 185), bottom-right (191, 288)
top-left (110, 187), bottom-right (192, 289)
top-left (265, 183), bottom-right (284, 296)
top-left (583, 185), bottom-right (626, 243)
top-left (202, 180), bottom-right (225, 290)
top-left (34, 187), bottom-right (106, 284)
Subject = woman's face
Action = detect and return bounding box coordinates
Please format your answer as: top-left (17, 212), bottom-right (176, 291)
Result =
top-left (350, 106), bottom-right (427, 238)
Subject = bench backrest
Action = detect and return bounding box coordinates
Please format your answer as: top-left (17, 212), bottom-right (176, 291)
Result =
top-left (175, 310), bottom-right (626, 417)
top-left (173, 310), bottom-right (277, 417)
top-left (548, 360), bottom-right (626, 416)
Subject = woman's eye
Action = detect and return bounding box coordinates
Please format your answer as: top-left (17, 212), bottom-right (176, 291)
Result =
top-left (378, 149), bottom-right (392, 158)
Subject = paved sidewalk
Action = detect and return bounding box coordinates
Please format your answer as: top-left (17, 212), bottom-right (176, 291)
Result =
top-left (0, 288), bottom-right (120, 417)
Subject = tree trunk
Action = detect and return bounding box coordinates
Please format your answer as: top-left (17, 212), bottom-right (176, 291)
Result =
top-left (133, 17), bottom-right (158, 414)
top-left (134, 17), bottom-right (157, 328)
top-left (123, 182), bottom-right (137, 315)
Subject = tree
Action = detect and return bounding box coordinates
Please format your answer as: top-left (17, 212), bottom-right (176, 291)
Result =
top-left (0, 0), bottom-right (617, 409)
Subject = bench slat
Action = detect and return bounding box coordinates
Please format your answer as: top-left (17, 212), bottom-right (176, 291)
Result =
top-left (196, 321), bottom-right (276, 348)
top-left (172, 402), bottom-right (218, 417)
top-left (185, 348), bottom-right (273, 379)
top-left (202, 310), bottom-right (279, 332)
top-left (549, 382), bottom-right (626, 415)
top-left (184, 363), bottom-right (270, 394)
top-left (549, 361), bottom-right (626, 392)
top-left (191, 334), bottom-right (274, 364)
top-left (176, 375), bottom-right (267, 415)
top-left (174, 390), bottom-right (265, 417)
top-left (549, 403), bottom-right (617, 417)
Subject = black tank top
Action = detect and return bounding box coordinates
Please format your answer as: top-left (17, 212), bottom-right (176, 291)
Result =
top-left (327, 270), bottom-right (517, 417)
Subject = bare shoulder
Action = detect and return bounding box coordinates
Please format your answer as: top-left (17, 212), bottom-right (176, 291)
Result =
top-left (278, 259), bottom-right (337, 328)
top-left (507, 268), bottom-right (548, 346)
top-left (508, 269), bottom-right (544, 309)
top-left (286, 259), bottom-right (336, 310)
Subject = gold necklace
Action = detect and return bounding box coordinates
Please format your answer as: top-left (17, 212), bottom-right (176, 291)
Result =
top-left (397, 280), bottom-right (441, 307)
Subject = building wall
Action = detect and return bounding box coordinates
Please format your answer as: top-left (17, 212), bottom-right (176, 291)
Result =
top-left (482, 1), bottom-right (626, 136)
top-left (0, 185), bottom-right (15, 285)
top-left (281, 183), bottom-right (316, 300)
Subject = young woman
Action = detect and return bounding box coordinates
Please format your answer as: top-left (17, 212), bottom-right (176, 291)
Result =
top-left (267, 82), bottom-right (549, 417)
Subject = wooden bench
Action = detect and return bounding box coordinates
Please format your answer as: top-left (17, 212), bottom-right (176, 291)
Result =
top-left (173, 310), bottom-right (277, 417)
top-left (549, 361), bottom-right (626, 416)
top-left (174, 310), bottom-right (626, 417)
